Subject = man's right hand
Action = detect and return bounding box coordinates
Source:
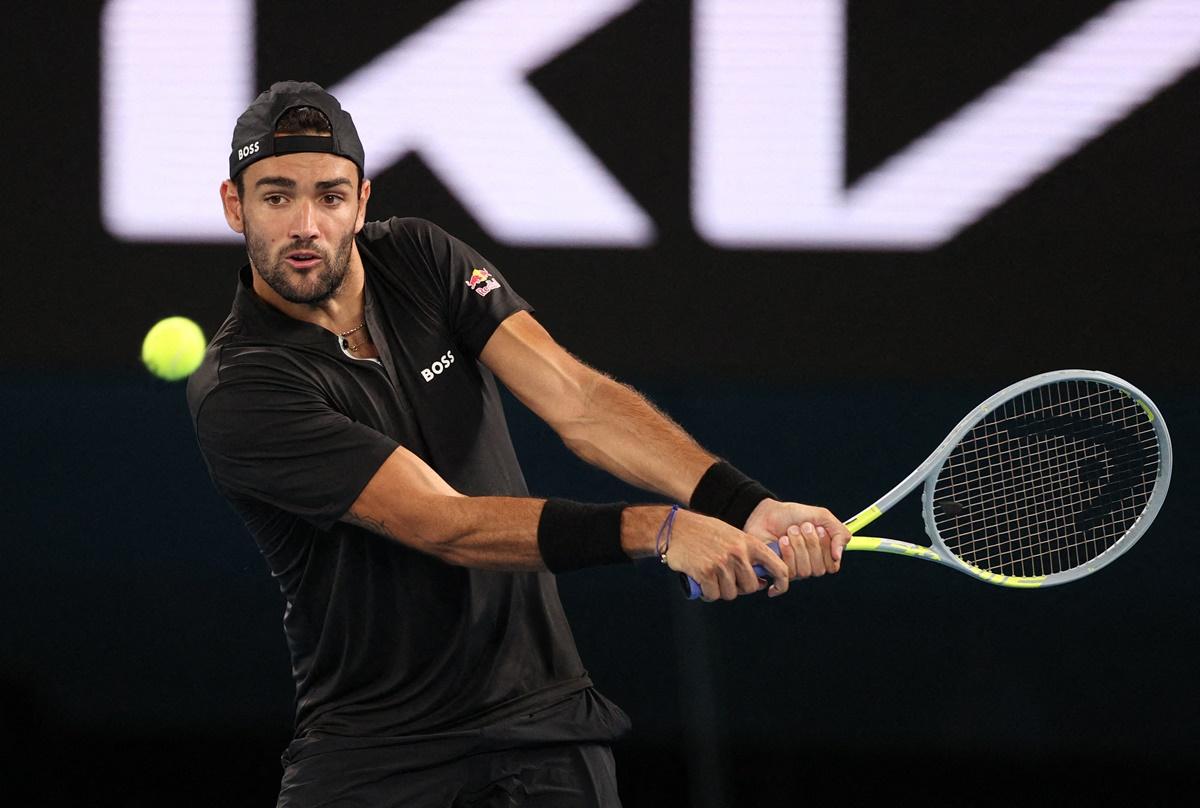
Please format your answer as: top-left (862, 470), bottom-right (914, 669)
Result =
top-left (622, 506), bottom-right (791, 601)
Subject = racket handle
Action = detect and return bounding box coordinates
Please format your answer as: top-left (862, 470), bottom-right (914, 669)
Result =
top-left (680, 541), bottom-right (782, 600)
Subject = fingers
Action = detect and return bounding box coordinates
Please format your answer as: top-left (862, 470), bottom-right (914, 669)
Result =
top-left (768, 535), bottom-right (792, 598)
top-left (717, 564), bottom-right (741, 601)
top-left (796, 522), bottom-right (825, 577)
top-left (810, 508), bottom-right (851, 568)
top-left (777, 530), bottom-right (798, 579)
top-left (750, 538), bottom-right (789, 597)
top-left (780, 522), bottom-right (829, 578)
top-left (700, 541), bottom-right (787, 601)
top-left (818, 525), bottom-right (836, 574)
top-left (830, 520), bottom-right (852, 566)
top-left (787, 526), bottom-right (812, 579)
top-left (696, 546), bottom-right (766, 602)
top-left (733, 552), bottom-right (766, 597)
top-left (794, 517), bottom-right (848, 576)
top-left (743, 501), bottom-right (850, 576)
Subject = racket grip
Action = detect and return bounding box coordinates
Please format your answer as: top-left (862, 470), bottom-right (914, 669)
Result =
top-left (681, 541), bottom-right (782, 600)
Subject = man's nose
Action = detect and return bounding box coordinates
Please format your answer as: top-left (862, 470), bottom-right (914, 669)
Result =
top-left (289, 200), bottom-right (320, 241)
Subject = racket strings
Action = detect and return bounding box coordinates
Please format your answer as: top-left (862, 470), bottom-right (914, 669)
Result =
top-left (937, 432), bottom-right (1156, 517)
top-left (941, 386), bottom-right (1156, 575)
top-left (931, 379), bottom-right (1160, 578)
top-left (947, 394), bottom-right (1156, 575)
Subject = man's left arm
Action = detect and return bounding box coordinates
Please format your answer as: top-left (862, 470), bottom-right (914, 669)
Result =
top-left (479, 311), bottom-right (850, 578)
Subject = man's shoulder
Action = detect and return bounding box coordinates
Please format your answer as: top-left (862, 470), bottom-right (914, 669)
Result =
top-left (185, 318), bottom-right (316, 423)
top-left (358, 217), bottom-right (466, 297)
top-left (186, 311), bottom-right (240, 420)
top-left (359, 216), bottom-right (451, 248)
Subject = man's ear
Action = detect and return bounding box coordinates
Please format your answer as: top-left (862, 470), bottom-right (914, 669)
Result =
top-left (354, 178), bottom-right (372, 234)
top-left (220, 179), bottom-right (245, 234)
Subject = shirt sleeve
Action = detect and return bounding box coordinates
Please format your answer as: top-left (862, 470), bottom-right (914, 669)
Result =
top-left (193, 364), bottom-right (399, 531)
top-left (392, 218), bottom-right (533, 357)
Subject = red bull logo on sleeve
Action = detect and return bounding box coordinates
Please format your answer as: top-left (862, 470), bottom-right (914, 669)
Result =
top-left (466, 268), bottom-right (501, 297)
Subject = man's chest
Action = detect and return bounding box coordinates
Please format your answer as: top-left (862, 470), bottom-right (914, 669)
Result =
top-left (315, 315), bottom-right (497, 468)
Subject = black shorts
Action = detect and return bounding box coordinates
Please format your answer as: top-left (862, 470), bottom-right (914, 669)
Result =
top-left (276, 742), bottom-right (622, 807)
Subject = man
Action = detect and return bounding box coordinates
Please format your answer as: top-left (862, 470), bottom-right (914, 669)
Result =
top-left (189, 81), bottom-right (850, 807)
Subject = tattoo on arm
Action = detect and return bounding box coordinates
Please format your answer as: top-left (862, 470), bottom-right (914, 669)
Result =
top-left (344, 509), bottom-right (393, 539)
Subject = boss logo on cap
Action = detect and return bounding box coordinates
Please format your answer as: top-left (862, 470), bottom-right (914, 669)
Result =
top-left (237, 141), bottom-right (261, 160)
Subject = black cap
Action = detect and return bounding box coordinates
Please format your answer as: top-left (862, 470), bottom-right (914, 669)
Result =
top-left (229, 81), bottom-right (365, 179)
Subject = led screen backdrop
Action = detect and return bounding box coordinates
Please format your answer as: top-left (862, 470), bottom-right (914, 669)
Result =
top-left (6, 0), bottom-right (1198, 384)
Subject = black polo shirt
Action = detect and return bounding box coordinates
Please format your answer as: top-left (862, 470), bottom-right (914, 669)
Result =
top-left (188, 217), bottom-right (628, 771)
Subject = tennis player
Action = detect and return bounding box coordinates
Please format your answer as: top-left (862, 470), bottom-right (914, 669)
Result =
top-left (188, 81), bottom-right (851, 807)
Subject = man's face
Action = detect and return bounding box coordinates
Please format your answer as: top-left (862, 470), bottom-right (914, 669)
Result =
top-left (225, 151), bottom-right (368, 306)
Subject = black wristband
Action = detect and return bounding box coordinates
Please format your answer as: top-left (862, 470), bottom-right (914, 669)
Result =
top-left (689, 461), bottom-right (776, 529)
top-left (537, 499), bottom-right (631, 573)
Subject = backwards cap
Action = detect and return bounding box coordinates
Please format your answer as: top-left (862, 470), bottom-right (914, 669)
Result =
top-left (229, 81), bottom-right (365, 179)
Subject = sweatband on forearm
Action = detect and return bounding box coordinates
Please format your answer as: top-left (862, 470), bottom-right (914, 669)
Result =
top-left (689, 461), bottom-right (776, 528)
top-left (537, 499), bottom-right (631, 573)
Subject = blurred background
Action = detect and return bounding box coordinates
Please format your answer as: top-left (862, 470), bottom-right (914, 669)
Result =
top-left (3, 1), bottom-right (1197, 805)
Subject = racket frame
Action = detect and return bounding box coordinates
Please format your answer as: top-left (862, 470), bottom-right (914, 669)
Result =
top-left (841, 369), bottom-right (1172, 588)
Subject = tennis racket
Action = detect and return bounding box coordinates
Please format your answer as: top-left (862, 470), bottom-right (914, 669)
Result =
top-left (683, 370), bottom-right (1172, 598)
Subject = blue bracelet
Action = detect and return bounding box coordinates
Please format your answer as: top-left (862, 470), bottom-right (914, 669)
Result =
top-left (655, 504), bottom-right (680, 564)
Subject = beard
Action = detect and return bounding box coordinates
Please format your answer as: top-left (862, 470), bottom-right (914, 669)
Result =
top-left (245, 222), bottom-right (356, 306)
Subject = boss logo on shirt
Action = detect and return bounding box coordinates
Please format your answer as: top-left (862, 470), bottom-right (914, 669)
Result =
top-left (421, 350), bottom-right (455, 382)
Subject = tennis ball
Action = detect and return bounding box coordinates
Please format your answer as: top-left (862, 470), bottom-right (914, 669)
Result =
top-left (142, 316), bottom-right (206, 381)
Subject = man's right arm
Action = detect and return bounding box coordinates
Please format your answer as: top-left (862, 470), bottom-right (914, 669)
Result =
top-left (344, 444), bottom-right (791, 601)
top-left (194, 360), bottom-right (788, 601)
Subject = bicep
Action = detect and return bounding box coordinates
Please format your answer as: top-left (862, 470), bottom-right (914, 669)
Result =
top-left (479, 311), bottom-right (600, 431)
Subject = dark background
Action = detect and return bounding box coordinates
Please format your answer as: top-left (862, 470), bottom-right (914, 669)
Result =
top-left (3, 1), bottom-right (1197, 805)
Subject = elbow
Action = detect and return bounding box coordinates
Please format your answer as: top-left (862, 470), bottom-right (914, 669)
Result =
top-left (409, 497), bottom-right (468, 563)
top-left (551, 372), bottom-right (609, 455)
top-left (351, 494), bottom-right (470, 563)
top-left (560, 428), bottom-right (603, 467)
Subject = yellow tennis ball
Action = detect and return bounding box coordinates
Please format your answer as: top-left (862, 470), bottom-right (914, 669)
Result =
top-left (142, 316), bottom-right (206, 381)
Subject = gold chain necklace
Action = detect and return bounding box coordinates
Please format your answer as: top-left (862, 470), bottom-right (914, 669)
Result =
top-left (338, 321), bottom-right (370, 353)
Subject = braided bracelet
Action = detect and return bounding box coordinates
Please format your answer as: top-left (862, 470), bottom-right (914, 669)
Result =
top-left (655, 504), bottom-right (680, 564)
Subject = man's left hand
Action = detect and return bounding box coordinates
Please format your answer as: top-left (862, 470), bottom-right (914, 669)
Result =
top-left (743, 499), bottom-right (851, 594)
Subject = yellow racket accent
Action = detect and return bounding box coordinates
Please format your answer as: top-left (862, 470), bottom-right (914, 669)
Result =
top-left (965, 568), bottom-right (1047, 588)
top-left (844, 537), bottom-right (1047, 587)
top-left (844, 505), bottom-right (882, 535)
top-left (847, 536), bottom-right (941, 562)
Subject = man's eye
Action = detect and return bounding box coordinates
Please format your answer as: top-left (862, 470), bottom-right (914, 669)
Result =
top-left (323, 194), bottom-right (344, 204)
top-left (264, 195), bottom-right (286, 205)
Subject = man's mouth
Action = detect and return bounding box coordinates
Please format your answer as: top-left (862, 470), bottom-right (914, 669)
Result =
top-left (285, 250), bottom-right (322, 269)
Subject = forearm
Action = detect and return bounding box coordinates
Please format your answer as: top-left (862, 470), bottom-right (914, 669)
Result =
top-left (346, 492), bottom-right (547, 570)
top-left (346, 447), bottom-right (793, 599)
top-left (558, 373), bottom-right (717, 503)
top-left (480, 312), bottom-right (719, 502)
top-left (347, 443), bottom-right (680, 570)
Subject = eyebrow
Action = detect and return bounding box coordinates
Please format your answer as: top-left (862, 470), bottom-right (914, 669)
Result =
top-left (254, 176), bottom-right (295, 189)
top-left (253, 177), bottom-right (353, 191)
